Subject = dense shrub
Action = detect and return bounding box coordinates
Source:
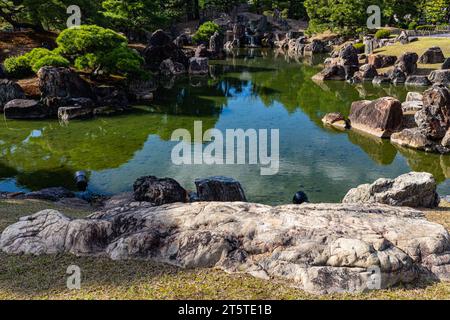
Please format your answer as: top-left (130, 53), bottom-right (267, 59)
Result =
top-left (56, 25), bottom-right (127, 55)
top-left (31, 55), bottom-right (70, 73)
top-left (374, 29), bottom-right (391, 39)
top-left (3, 55), bottom-right (32, 78)
top-left (192, 22), bottom-right (220, 44)
top-left (353, 43), bottom-right (365, 53)
top-left (101, 46), bottom-right (144, 76)
top-left (408, 21), bottom-right (418, 30)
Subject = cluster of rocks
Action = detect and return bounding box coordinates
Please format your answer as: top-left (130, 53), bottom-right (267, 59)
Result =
top-left (314, 44), bottom-right (450, 88)
top-left (0, 67), bottom-right (155, 121)
top-left (323, 82), bottom-right (450, 155)
top-left (1, 171), bottom-right (449, 294)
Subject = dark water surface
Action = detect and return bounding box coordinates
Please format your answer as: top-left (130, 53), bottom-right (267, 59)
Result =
top-left (1, 49), bottom-right (450, 204)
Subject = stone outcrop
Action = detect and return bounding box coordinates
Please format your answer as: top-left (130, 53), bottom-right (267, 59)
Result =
top-left (368, 54), bottom-right (396, 69)
top-left (391, 128), bottom-right (438, 152)
top-left (3, 99), bottom-right (48, 119)
top-left (0, 79), bottom-right (25, 112)
top-left (349, 97), bottom-right (403, 138)
top-left (406, 92), bottom-right (423, 102)
top-left (394, 52), bottom-right (418, 76)
top-left (58, 106), bottom-right (93, 121)
top-left (389, 67), bottom-right (407, 85)
top-left (133, 176), bottom-right (187, 205)
top-left (160, 58), bottom-right (186, 76)
top-left (194, 176), bottom-right (247, 202)
top-left (1, 200), bottom-right (449, 294)
top-left (38, 67), bottom-right (92, 100)
top-left (428, 70), bottom-right (450, 86)
top-left (312, 65), bottom-right (346, 81)
top-left (419, 47), bottom-right (445, 64)
top-left (143, 30), bottom-right (188, 71)
top-left (342, 172), bottom-right (440, 208)
top-left (353, 64), bottom-right (378, 82)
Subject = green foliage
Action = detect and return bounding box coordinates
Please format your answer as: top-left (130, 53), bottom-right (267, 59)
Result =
top-left (420, 0), bottom-right (450, 24)
top-left (408, 21), bottom-right (418, 30)
top-left (31, 55), bottom-right (70, 73)
top-left (416, 25), bottom-right (437, 31)
top-left (56, 25), bottom-right (127, 56)
top-left (353, 43), bottom-right (365, 53)
top-left (193, 21), bottom-right (220, 44)
top-left (100, 46), bottom-right (144, 77)
top-left (375, 29), bottom-right (391, 39)
top-left (3, 55), bottom-right (32, 78)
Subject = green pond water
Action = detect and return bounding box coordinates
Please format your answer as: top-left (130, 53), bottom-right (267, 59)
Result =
top-left (1, 49), bottom-right (450, 205)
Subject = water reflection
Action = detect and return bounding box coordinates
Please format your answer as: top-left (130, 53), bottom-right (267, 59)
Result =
top-left (0, 49), bottom-right (449, 203)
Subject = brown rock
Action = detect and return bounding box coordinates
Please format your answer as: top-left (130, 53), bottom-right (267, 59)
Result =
top-left (419, 47), bottom-right (445, 64)
top-left (368, 54), bottom-right (397, 68)
top-left (349, 97), bottom-right (403, 138)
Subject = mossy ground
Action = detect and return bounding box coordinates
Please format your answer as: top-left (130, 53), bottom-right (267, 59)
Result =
top-left (374, 37), bottom-right (450, 74)
top-left (0, 199), bottom-right (449, 300)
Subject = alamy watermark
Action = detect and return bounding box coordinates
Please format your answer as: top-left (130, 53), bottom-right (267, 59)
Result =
top-left (66, 265), bottom-right (81, 290)
top-left (367, 5), bottom-right (381, 29)
top-left (170, 121), bottom-right (279, 175)
top-left (67, 5), bottom-right (81, 28)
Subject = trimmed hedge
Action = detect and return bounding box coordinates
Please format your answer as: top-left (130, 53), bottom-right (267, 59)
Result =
top-left (375, 29), bottom-right (391, 39)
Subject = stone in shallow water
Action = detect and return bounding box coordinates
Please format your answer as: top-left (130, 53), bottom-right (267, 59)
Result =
top-left (428, 70), bottom-right (450, 86)
top-left (342, 172), bottom-right (440, 208)
top-left (58, 106), bottom-right (93, 121)
top-left (0, 79), bottom-right (25, 111)
top-left (405, 75), bottom-right (431, 87)
top-left (195, 176), bottom-right (247, 202)
top-left (1, 201), bottom-right (449, 294)
top-left (25, 187), bottom-right (75, 201)
top-left (349, 97), bottom-right (403, 138)
top-left (4, 99), bottom-right (48, 119)
top-left (133, 176), bottom-right (187, 205)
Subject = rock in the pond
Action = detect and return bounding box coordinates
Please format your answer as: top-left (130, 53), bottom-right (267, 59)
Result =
top-left (38, 67), bottom-right (92, 99)
top-left (322, 112), bottom-right (349, 129)
top-left (209, 31), bottom-right (224, 58)
top-left (367, 54), bottom-right (397, 69)
top-left (405, 75), bottom-right (431, 87)
top-left (428, 70), bottom-right (450, 86)
top-left (406, 92), bottom-right (423, 102)
top-left (395, 52), bottom-right (418, 75)
top-left (0, 79), bottom-right (25, 112)
top-left (415, 107), bottom-right (447, 140)
top-left (127, 79), bottom-right (156, 104)
top-left (195, 176), bottom-right (247, 202)
top-left (160, 58), bottom-right (186, 76)
top-left (338, 43), bottom-right (359, 67)
top-left (419, 47), bottom-right (445, 64)
top-left (441, 58), bottom-right (450, 70)
top-left (389, 67), bottom-right (407, 85)
top-left (391, 128), bottom-right (441, 152)
top-left (188, 57), bottom-right (209, 75)
top-left (25, 187), bottom-right (75, 202)
top-left (3, 99), bottom-right (48, 119)
top-left (353, 64), bottom-right (378, 81)
top-left (342, 172), bottom-right (440, 208)
top-left (133, 176), bottom-right (187, 205)
top-left (92, 85), bottom-right (129, 108)
top-left (349, 97), bottom-right (403, 138)
top-left (194, 44), bottom-right (209, 58)
top-left (143, 30), bottom-right (188, 71)
top-left (58, 106), bottom-right (93, 121)
top-left (1, 202), bottom-right (449, 294)
top-left (312, 65), bottom-right (346, 81)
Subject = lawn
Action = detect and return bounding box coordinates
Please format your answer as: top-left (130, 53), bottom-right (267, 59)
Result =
top-left (374, 37), bottom-right (450, 74)
top-left (0, 199), bottom-right (449, 300)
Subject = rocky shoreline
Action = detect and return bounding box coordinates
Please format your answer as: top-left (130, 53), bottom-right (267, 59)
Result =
top-left (1, 172), bottom-right (449, 294)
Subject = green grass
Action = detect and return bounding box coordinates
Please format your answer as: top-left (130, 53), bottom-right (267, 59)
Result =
top-left (374, 37), bottom-right (450, 74)
top-left (0, 199), bottom-right (449, 300)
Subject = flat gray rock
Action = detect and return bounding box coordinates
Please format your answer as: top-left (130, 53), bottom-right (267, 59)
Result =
top-left (1, 201), bottom-right (449, 294)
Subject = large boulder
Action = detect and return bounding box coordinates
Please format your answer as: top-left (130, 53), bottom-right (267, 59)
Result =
top-left (209, 31), bottom-right (224, 58)
top-left (342, 172), bottom-right (440, 208)
top-left (1, 201), bottom-right (449, 294)
top-left (353, 64), bottom-right (378, 81)
top-left (3, 99), bottom-right (48, 119)
top-left (37, 67), bottom-right (92, 99)
top-left (194, 176), bottom-right (247, 202)
top-left (312, 65), bottom-right (346, 81)
top-left (0, 79), bottom-right (25, 112)
top-left (367, 54), bottom-right (396, 69)
top-left (419, 47), bottom-right (445, 64)
top-left (133, 176), bottom-right (187, 205)
top-left (406, 92), bottom-right (423, 102)
top-left (143, 30), bottom-right (188, 71)
top-left (394, 52), bottom-right (419, 75)
top-left (391, 128), bottom-right (438, 152)
top-left (389, 67), bottom-right (407, 85)
top-left (349, 97), bottom-right (403, 138)
top-left (428, 70), bottom-right (450, 86)
top-left (442, 57), bottom-right (450, 70)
